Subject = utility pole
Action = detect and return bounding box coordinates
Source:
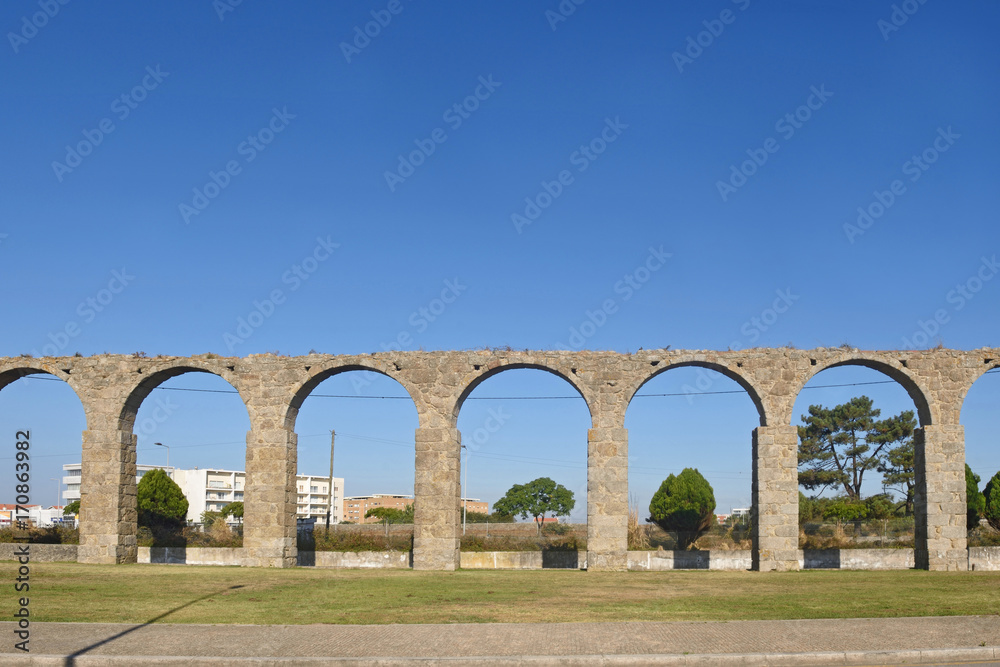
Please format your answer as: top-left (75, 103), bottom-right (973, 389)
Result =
top-left (326, 430), bottom-right (335, 533)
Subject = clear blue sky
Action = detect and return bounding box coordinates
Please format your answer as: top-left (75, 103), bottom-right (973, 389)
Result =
top-left (1, 2), bottom-right (998, 519)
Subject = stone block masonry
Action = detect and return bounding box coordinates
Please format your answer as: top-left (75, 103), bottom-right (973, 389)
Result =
top-left (1, 346), bottom-right (995, 571)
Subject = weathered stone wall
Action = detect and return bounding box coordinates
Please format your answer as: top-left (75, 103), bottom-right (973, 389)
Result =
top-left (1, 346), bottom-right (994, 571)
top-left (138, 546), bottom-right (245, 566)
top-left (0, 543), bottom-right (78, 562)
top-left (460, 550), bottom-right (587, 569)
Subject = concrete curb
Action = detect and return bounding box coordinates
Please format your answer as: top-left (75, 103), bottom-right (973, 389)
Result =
top-left (3, 647), bottom-right (998, 666)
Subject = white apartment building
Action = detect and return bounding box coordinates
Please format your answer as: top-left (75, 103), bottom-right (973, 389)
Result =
top-left (64, 464), bottom-right (343, 525)
top-left (62, 463), bottom-right (175, 503)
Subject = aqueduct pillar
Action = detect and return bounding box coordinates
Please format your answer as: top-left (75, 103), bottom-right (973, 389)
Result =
top-left (751, 425), bottom-right (799, 571)
top-left (78, 428), bottom-right (138, 564)
top-left (243, 426), bottom-right (298, 567)
top-left (412, 426), bottom-right (462, 570)
top-left (914, 424), bottom-right (968, 571)
top-left (587, 427), bottom-right (629, 570)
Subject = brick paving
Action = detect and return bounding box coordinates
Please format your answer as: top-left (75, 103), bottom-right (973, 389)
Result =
top-left (2, 616), bottom-right (1000, 665)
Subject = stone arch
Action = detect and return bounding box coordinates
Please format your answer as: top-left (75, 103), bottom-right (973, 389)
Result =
top-left (790, 357), bottom-right (933, 426)
top-left (284, 363), bottom-right (420, 432)
top-left (119, 360), bottom-right (251, 432)
top-left (626, 361), bottom-right (767, 426)
top-left (452, 362), bottom-right (594, 427)
top-left (956, 359), bottom-right (1000, 422)
top-left (0, 363), bottom-right (90, 427)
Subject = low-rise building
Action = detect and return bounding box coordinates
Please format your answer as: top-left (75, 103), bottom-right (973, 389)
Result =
top-left (64, 463), bottom-right (343, 525)
top-left (343, 494), bottom-right (488, 524)
top-left (0, 504), bottom-right (70, 528)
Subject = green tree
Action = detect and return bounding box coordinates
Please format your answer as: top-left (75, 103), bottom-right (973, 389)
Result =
top-left (864, 493), bottom-right (896, 520)
top-left (822, 496), bottom-right (868, 523)
top-left (647, 468), bottom-right (716, 550)
top-left (221, 501), bottom-right (244, 523)
top-left (137, 468), bottom-right (189, 529)
top-left (62, 500), bottom-right (80, 515)
top-left (877, 436), bottom-right (915, 515)
top-left (492, 477), bottom-right (575, 533)
top-left (798, 396), bottom-right (915, 500)
top-left (364, 504), bottom-right (414, 524)
top-left (966, 465), bottom-right (985, 530)
top-left (983, 471), bottom-right (1000, 531)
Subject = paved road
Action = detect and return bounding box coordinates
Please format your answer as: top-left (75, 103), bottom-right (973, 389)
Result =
top-left (2, 616), bottom-right (999, 665)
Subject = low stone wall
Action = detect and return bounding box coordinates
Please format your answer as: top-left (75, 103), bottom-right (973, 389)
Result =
top-left (138, 547), bottom-right (245, 565)
top-left (299, 550), bottom-right (411, 568)
top-left (0, 543), bottom-right (78, 562)
top-left (969, 547), bottom-right (1000, 571)
top-left (627, 550), bottom-right (751, 571)
top-left (460, 551), bottom-right (587, 569)
top-left (627, 548), bottom-right (918, 571)
top-left (4, 544), bottom-right (996, 571)
top-left (801, 549), bottom-right (914, 570)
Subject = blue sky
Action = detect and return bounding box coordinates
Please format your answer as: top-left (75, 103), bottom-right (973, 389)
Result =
top-left (1, 2), bottom-right (998, 519)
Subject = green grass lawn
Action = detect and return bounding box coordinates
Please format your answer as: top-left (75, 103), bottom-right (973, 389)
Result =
top-left (5, 563), bottom-right (999, 625)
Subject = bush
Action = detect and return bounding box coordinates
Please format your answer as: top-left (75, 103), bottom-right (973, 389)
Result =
top-left (463, 511), bottom-right (514, 523)
top-left (458, 532), bottom-right (585, 552)
top-left (136, 523), bottom-right (243, 548)
top-left (648, 468), bottom-right (716, 550)
top-left (967, 465), bottom-right (986, 530)
top-left (299, 528), bottom-right (413, 552)
top-left (0, 526), bottom-right (79, 544)
top-left (984, 471), bottom-right (1000, 532)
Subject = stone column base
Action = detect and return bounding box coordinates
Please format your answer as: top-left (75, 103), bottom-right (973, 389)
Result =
top-left (914, 425), bottom-right (968, 571)
top-left (752, 425), bottom-right (799, 572)
top-left (412, 427), bottom-right (460, 571)
top-left (587, 428), bottom-right (628, 572)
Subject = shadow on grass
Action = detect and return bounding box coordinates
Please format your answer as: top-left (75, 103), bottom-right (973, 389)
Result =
top-left (63, 584), bottom-right (245, 666)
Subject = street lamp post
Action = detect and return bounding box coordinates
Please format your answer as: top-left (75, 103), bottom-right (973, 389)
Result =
top-left (153, 442), bottom-right (169, 468)
top-left (461, 444), bottom-right (468, 535)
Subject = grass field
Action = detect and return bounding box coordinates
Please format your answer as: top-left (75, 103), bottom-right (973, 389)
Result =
top-left (4, 563), bottom-right (1000, 625)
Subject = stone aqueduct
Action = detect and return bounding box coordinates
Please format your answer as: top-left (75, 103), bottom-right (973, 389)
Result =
top-left (3, 347), bottom-right (997, 572)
